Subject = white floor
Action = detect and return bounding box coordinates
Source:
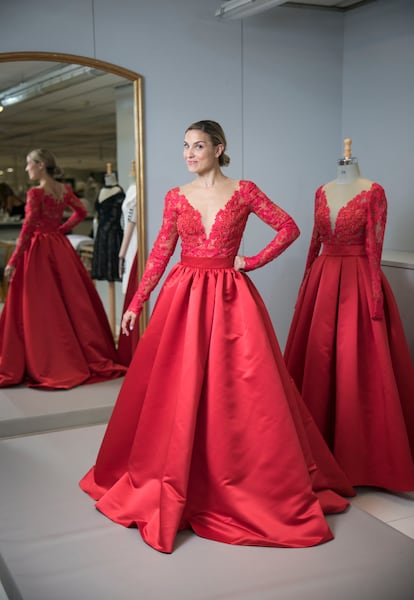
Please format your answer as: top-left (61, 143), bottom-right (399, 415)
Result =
top-left (350, 487), bottom-right (414, 541)
top-left (0, 375), bottom-right (413, 598)
top-left (1, 424), bottom-right (414, 600)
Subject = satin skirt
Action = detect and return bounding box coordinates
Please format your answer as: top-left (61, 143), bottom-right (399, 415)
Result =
top-left (0, 232), bottom-right (126, 389)
top-left (80, 256), bottom-right (354, 553)
top-left (284, 245), bottom-right (414, 490)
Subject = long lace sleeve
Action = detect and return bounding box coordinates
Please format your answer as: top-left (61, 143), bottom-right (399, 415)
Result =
top-left (127, 190), bottom-right (179, 316)
top-left (7, 189), bottom-right (42, 268)
top-left (242, 184), bottom-right (300, 271)
top-left (366, 184), bottom-right (387, 320)
top-left (58, 187), bottom-right (87, 234)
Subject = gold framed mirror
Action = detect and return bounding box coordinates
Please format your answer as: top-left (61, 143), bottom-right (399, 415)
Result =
top-left (0, 51), bottom-right (147, 335)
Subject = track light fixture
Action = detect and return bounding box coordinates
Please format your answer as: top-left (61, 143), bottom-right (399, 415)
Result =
top-left (215, 0), bottom-right (286, 19)
top-left (0, 64), bottom-right (104, 108)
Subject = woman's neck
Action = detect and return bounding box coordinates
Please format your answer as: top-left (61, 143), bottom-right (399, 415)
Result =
top-left (193, 170), bottom-right (227, 190)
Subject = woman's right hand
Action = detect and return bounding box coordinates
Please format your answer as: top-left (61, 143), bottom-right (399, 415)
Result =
top-left (234, 255), bottom-right (246, 271)
top-left (4, 264), bottom-right (15, 281)
top-left (121, 310), bottom-right (138, 336)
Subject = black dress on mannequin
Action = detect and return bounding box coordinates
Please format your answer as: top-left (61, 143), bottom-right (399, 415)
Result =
top-left (92, 174), bottom-right (125, 281)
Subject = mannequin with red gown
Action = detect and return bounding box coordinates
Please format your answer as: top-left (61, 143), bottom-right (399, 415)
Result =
top-left (0, 181), bottom-right (126, 389)
top-left (284, 139), bottom-right (414, 491)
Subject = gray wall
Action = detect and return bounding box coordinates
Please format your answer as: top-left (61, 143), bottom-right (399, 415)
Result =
top-left (1, 0), bottom-right (413, 348)
top-left (343, 0), bottom-right (414, 251)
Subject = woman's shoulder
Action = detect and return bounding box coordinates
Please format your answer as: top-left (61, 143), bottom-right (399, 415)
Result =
top-left (165, 186), bottom-right (181, 200)
top-left (238, 179), bottom-right (260, 191)
top-left (26, 186), bottom-right (43, 200)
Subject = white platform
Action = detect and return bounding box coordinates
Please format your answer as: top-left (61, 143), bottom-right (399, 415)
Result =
top-left (1, 423), bottom-right (414, 600)
top-left (0, 378), bottom-right (123, 439)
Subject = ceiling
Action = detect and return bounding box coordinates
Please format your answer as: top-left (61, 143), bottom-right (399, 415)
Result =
top-left (0, 60), bottom-right (132, 183)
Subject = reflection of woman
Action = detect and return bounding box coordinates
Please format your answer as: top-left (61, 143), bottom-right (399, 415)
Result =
top-left (284, 152), bottom-right (414, 491)
top-left (80, 120), bottom-right (353, 554)
top-left (0, 149), bottom-right (126, 389)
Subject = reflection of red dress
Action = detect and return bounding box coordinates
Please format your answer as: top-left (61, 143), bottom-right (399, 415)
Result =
top-left (285, 183), bottom-right (414, 491)
top-left (0, 186), bottom-right (126, 389)
top-left (80, 181), bottom-right (354, 554)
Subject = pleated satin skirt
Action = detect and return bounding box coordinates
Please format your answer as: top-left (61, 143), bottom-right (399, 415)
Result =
top-left (80, 256), bottom-right (354, 553)
top-left (285, 245), bottom-right (414, 490)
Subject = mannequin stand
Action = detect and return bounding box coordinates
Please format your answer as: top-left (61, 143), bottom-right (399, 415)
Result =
top-left (108, 281), bottom-right (116, 336)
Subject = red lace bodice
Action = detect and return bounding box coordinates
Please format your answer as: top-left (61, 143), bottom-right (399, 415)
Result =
top-left (128, 180), bottom-right (299, 315)
top-left (303, 182), bottom-right (387, 319)
top-left (8, 185), bottom-right (87, 268)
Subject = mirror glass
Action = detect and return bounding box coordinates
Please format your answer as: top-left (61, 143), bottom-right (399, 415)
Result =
top-left (0, 52), bottom-right (146, 337)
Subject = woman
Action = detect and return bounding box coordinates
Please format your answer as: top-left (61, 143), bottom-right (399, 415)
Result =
top-left (0, 149), bottom-right (126, 389)
top-left (80, 121), bottom-right (354, 554)
top-left (284, 154), bottom-right (414, 491)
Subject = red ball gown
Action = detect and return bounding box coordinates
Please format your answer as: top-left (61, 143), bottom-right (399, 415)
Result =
top-left (80, 181), bottom-right (354, 553)
top-left (284, 183), bottom-right (414, 490)
top-left (0, 186), bottom-right (126, 389)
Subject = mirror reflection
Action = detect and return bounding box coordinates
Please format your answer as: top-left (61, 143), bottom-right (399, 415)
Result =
top-left (0, 54), bottom-right (145, 344)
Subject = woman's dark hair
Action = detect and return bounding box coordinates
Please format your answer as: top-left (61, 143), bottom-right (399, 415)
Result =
top-left (28, 148), bottom-right (64, 178)
top-left (186, 120), bottom-right (230, 167)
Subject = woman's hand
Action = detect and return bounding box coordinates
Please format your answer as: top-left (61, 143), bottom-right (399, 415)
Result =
top-left (121, 310), bottom-right (137, 336)
top-left (233, 255), bottom-right (246, 271)
top-left (4, 264), bottom-right (15, 281)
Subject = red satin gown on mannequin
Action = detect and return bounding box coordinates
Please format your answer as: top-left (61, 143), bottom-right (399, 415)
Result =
top-left (284, 183), bottom-right (414, 490)
top-left (0, 186), bottom-right (126, 389)
top-left (80, 181), bottom-right (354, 553)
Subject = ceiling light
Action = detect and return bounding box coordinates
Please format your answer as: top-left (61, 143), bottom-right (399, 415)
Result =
top-left (215, 0), bottom-right (286, 19)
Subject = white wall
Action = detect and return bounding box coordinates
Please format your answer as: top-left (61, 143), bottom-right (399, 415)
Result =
top-left (1, 0), bottom-right (413, 348)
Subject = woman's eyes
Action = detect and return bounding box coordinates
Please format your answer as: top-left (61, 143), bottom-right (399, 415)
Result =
top-left (183, 144), bottom-right (205, 150)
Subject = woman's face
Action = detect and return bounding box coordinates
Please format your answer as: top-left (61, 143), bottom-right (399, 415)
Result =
top-left (183, 129), bottom-right (223, 175)
top-left (25, 156), bottom-right (43, 180)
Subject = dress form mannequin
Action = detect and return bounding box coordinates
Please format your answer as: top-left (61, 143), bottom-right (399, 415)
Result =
top-left (119, 160), bottom-right (138, 293)
top-left (92, 162), bottom-right (125, 335)
top-left (117, 160), bottom-right (140, 364)
top-left (284, 138), bottom-right (414, 490)
top-left (322, 139), bottom-right (373, 230)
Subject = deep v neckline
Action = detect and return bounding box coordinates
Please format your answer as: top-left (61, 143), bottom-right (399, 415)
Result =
top-left (178, 184), bottom-right (240, 239)
top-left (321, 184), bottom-right (374, 235)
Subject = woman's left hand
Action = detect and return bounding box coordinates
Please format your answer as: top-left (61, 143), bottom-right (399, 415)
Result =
top-left (234, 255), bottom-right (246, 271)
top-left (4, 265), bottom-right (15, 281)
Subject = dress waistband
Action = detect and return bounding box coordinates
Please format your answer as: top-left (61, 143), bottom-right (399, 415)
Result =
top-left (321, 244), bottom-right (366, 256)
top-left (180, 256), bottom-right (234, 269)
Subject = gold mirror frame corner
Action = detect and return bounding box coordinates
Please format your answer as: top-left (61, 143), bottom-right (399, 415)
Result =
top-left (0, 51), bottom-right (147, 334)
